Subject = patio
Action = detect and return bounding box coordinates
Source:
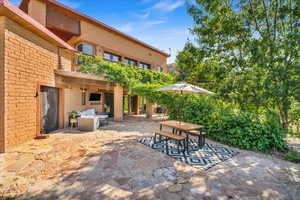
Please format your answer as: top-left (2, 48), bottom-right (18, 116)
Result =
top-left (1, 116), bottom-right (300, 200)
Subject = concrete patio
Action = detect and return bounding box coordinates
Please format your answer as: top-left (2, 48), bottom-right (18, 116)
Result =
top-left (1, 116), bottom-right (300, 200)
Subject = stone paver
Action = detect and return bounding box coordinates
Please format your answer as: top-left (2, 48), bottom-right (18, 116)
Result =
top-left (287, 136), bottom-right (300, 153)
top-left (1, 116), bottom-right (300, 200)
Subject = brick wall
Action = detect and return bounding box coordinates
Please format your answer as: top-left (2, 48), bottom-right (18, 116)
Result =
top-left (0, 17), bottom-right (5, 153)
top-left (1, 17), bottom-right (71, 151)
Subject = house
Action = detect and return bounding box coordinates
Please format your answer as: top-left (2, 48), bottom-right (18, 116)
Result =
top-left (0, 0), bottom-right (169, 152)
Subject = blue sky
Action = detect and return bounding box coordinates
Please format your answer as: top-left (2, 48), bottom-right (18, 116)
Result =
top-left (11, 0), bottom-right (194, 63)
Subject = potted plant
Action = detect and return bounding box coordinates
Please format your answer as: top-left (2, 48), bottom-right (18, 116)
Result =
top-left (70, 110), bottom-right (79, 128)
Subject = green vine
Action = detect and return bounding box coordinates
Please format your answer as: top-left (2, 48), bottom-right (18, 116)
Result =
top-left (78, 55), bottom-right (175, 91)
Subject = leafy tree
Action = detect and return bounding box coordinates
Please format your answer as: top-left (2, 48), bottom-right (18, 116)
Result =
top-left (181, 0), bottom-right (300, 130)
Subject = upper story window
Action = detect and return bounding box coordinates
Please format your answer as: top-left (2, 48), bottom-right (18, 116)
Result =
top-left (139, 62), bottom-right (151, 70)
top-left (104, 52), bottom-right (121, 62)
top-left (124, 58), bottom-right (137, 66)
top-left (77, 43), bottom-right (94, 56)
top-left (156, 66), bottom-right (163, 72)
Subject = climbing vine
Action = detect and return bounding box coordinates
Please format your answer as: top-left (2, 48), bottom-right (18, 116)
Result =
top-left (78, 55), bottom-right (175, 90)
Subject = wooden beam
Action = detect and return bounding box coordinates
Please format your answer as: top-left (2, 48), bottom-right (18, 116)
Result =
top-left (62, 77), bottom-right (111, 87)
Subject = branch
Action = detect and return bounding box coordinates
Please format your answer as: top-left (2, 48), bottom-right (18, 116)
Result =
top-left (273, 0), bottom-right (279, 41)
top-left (248, 0), bottom-right (264, 38)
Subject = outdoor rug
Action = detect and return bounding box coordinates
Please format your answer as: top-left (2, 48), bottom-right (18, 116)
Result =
top-left (137, 136), bottom-right (238, 170)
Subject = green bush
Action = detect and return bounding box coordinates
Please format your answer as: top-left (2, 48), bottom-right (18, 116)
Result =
top-left (163, 94), bottom-right (287, 152)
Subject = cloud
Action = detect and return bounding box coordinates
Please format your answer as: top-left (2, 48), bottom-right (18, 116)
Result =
top-left (117, 23), bottom-right (133, 33)
top-left (152, 0), bottom-right (184, 12)
top-left (145, 20), bottom-right (166, 27)
top-left (132, 11), bottom-right (150, 19)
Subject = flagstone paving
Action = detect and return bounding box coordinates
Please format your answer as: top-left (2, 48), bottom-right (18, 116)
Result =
top-left (1, 116), bottom-right (300, 200)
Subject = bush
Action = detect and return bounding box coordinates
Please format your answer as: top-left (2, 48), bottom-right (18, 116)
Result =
top-left (161, 94), bottom-right (287, 152)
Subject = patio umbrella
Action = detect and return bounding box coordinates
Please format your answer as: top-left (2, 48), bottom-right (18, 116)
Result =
top-left (156, 82), bottom-right (214, 122)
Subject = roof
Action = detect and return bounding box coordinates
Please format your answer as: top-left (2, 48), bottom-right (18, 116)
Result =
top-left (55, 69), bottom-right (106, 81)
top-left (0, 0), bottom-right (75, 51)
top-left (19, 0), bottom-right (170, 57)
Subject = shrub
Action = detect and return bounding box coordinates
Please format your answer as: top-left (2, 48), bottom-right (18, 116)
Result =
top-left (159, 93), bottom-right (287, 152)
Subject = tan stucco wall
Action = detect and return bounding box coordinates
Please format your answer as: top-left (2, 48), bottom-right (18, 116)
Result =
top-left (63, 84), bottom-right (107, 127)
top-left (23, 0), bottom-right (169, 72)
top-left (28, 0), bottom-right (46, 26)
top-left (71, 21), bottom-right (168, 72)
top-left (59, 49), bottom-right (72, 71)
top-left (1, 17), bottom-right (71, 151)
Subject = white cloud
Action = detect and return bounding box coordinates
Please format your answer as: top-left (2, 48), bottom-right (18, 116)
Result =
top-left (145, 20), bottom-right (166, 27)
top-left (117, 23), bottom-right (133, 33)
top-left (132, 11), bottom-right (150, 19)
top-left (152, 0), bottom-right (184, 12)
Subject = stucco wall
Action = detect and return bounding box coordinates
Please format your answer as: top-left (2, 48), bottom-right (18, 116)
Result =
top-left (28, 0), bottom-right (46, 26)
top-left (2, 17), bottom-right (71, 151)
top-left (73, 21), bottom-right (168, 72)
top-left (22, 0), bottom-right (169, 72)
top-left (61, 81), bottom-right (114, 127)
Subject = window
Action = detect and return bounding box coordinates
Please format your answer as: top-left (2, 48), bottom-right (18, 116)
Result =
top-left (156, 66), bottom-right (163, 72)
top-left (139, 62), bottom-right (151, 70)
top-left (77, 43), bottom-right (94, 56)
top-left (124, 58), bottom-right (137, 66)
top-left (103, 52), bottom-right (121, 62)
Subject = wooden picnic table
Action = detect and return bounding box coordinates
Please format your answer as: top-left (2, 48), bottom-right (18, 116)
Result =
top-left (159, 120), bottom-right (205, 152)
top-left (160, 120), bottom-right (204, 132)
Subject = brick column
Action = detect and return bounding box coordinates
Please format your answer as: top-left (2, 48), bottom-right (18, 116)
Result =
top-left (114, 84), bottom-right (123, 121)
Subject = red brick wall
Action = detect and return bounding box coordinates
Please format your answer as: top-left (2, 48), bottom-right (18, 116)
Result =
top-left (1, 17), bottom-right (67, 151)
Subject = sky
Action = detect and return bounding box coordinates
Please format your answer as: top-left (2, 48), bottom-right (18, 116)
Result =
top-left (11, 0), bottom-right (194, 64)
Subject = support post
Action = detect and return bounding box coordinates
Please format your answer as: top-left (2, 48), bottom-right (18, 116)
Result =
top-left (146, 100), bottom-right (153, 118)
top-left (114, 84), bottom-right (123, 121)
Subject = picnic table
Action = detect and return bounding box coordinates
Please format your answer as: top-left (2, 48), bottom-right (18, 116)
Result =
top-left (155, 120), bottom-right (205, 154)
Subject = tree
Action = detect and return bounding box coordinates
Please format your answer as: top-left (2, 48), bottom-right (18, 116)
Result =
top-left (181, 0), bottom-right (300, 130)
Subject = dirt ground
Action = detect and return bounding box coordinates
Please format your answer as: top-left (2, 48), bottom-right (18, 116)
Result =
top-left (1, 116), bottom-right (300, 200)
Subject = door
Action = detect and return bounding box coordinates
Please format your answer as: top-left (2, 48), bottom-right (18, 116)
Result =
top-left (104, 93), bottom-right (114, 117)
top-left (40, 86), bottom-right (59, 133)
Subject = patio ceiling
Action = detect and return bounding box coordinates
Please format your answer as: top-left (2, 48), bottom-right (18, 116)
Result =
top-left (55, 70), bottom-right (112, 87)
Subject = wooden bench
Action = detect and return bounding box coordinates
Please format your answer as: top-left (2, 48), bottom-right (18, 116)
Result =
top-left (188, 130), bottom-right (206, 148)
top-left (154, 130), bottom-right (186, 154)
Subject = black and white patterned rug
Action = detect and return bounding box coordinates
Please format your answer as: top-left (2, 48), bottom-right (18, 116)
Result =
top-left (137, 136), bottom-right (238, 170)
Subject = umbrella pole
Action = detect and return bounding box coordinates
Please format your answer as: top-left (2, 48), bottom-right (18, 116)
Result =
top-left (180, 90), bottom-right (183, 123)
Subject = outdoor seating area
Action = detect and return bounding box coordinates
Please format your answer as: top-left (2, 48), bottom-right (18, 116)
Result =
top-left (72, 109), bottom-right (109, 131)
top-left (138, 119), bottom-right (238, 170)
top-left (156, 120), bottom-right (206, 153)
